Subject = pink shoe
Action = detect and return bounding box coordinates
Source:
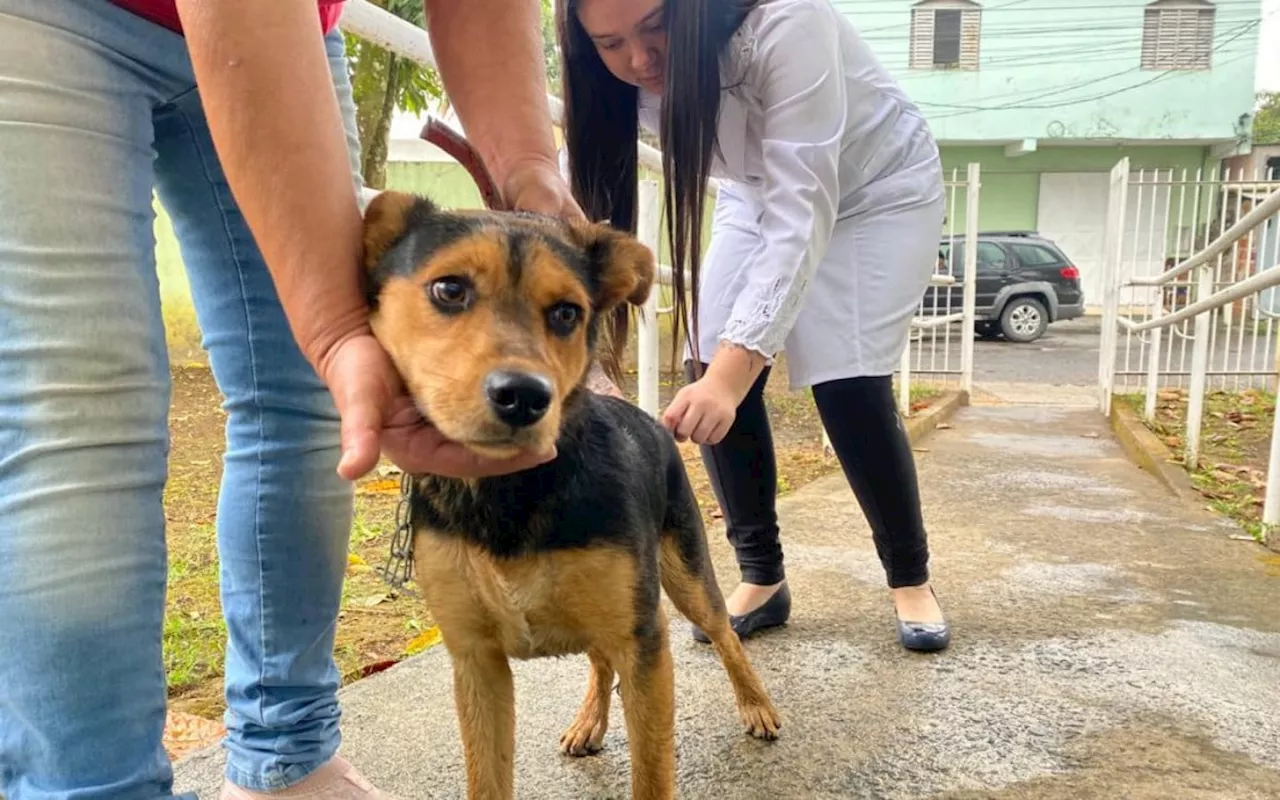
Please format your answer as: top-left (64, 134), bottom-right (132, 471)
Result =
top-left (219, 755), bottom-right (400, 799)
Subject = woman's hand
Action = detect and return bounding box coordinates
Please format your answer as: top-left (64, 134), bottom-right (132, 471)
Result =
top-left (319, 333), bottom-right (557, 481)
top-left (661, 342), bottom-right (769, 445)
top-left (661, 373), bottom-right (740, 444)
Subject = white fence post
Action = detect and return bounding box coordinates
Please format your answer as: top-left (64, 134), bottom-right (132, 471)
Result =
top-left (1098, 158), bottom-right (1130, 416)
top-left (898, 343), bottom-right (912, 416)
top-left (959, 163), bottom-right (981, 396)
top-left (1143, 300), bottom-right (1163, 423)
top-left (1184, 262), bottom-right (1213, 470)
top-left (636, 179), bottom-right (661, 418)
top-left (1263, 414), bottom-right (1280, 536)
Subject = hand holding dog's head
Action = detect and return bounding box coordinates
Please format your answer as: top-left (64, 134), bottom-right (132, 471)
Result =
top-left (361, 190), bottom-right (654, 461)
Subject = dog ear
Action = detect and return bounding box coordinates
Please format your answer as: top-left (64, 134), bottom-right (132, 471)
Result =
top-left (362, 190), bottom-right (436, 272)
top-left (573, 221), bottom-right (656, 311)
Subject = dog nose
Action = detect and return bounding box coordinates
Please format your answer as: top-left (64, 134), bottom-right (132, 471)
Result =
top-left (484, 370), bottom-right (553, 428)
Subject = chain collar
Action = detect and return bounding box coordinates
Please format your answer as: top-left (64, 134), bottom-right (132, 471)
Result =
top-left (375, 471), bottom-right (418, 598)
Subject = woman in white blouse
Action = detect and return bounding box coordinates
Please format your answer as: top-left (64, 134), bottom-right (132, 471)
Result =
top-left (556, 0), bottom-right (950, 652)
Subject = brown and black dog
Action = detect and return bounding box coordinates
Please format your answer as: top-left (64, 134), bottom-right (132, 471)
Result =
top-left (360, 189), bottom-right (781, 800)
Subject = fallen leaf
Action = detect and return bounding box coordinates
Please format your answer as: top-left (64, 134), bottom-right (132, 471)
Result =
top-left (358, 478), bottom-right (401, 495)
top-left (404, 625), bottom-right (443, 656)
top-left (356, 592), bottom-right (388, 607)
top-left (351, 659), bottom-right (400, 681)
top-left (936, 423), bottom-right (953, 430)
top-left (347, 553), bottom-right (373, 575)
top-left (912, 448), bottom-right (930, 454)
top-left (163, 711), bottom-right (225, 760)
top-left (1080, 432), bottom-right (1100, 439)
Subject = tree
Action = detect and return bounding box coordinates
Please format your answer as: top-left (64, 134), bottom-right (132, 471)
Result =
top-left (1254, 92), bottom-right (1280, 147)
top-left (345, 0), bottom-right (443, 190)
top-left (346, 0), bottom-right (564, 190)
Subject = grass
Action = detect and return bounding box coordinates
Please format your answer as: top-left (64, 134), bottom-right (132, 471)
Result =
top-left (159, 360), bottom-right (947, 740)
top-left (1118, 386), bottom-right (1276, 542)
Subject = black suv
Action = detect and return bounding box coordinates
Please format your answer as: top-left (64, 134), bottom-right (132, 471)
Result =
top-left (924, 231), bottom-right (1085, 343)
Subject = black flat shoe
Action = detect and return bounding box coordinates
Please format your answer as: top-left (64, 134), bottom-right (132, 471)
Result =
top-left (691, 582), bottom-right (791, 643)
top-left (895, 585), bottom-right (950, 652)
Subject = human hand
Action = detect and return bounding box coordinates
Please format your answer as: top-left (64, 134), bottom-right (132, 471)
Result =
top-left (501, 159), bottom-right (586, 222)
top-left (319, 333), bottom-right (556, 481)
top-left (660, 373), bottom-right (741, 445)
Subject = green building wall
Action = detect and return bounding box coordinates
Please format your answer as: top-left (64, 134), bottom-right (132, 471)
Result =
top-left (940, 144), bottom-right (1217, 233)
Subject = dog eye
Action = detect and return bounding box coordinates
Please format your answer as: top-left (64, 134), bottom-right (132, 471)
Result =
top-left (428, 277), bottom-right (474, 313)
top-left (546, 302), bottom-right (582, 335)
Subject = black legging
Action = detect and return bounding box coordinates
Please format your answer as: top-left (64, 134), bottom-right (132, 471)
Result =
top-left (689, 363), bottom-right (930, 589)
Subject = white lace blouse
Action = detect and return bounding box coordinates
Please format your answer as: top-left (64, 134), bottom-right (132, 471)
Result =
top-left (634, 0), bottom-right (936, 361)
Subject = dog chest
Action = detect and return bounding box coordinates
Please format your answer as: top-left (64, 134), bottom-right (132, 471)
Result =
top-left (415, 534), bottom-right (640, 661)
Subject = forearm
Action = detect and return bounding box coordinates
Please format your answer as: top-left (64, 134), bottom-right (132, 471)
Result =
top-left (706, 341), bottom-right (769, 402)
top-left (424, 0), bottom-right (560, 186)
top-left (174, 0), bottom-right (366, 371)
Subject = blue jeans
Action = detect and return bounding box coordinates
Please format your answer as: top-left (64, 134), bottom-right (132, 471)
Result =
top-left (0, 1), bottom-right (365, 797)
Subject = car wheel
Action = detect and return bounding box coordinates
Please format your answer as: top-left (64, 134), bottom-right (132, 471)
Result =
top-left (1000, 297), bottom-right (1048, 343)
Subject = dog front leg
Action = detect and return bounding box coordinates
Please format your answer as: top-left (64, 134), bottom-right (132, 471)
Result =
top-left (451, 646), bottom-right (516, 800)
top-left (614, 616), bottom-right (676, 800)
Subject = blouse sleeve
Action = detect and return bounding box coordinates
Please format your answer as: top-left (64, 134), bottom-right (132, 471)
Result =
top-left (718, 0), bottom-right (846, 359)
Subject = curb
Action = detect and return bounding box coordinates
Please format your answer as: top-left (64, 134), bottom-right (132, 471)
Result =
top-left (906, 389), bottom-right (969, 445)
top-left (1108, 397), bottom-right (1200, 504)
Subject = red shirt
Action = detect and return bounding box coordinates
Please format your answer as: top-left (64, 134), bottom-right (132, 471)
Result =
top-left (110, 1), bottom-right (347, 36)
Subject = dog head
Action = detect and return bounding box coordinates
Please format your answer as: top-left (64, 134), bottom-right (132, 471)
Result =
top-left (361, 190), bottom-right (655, 461)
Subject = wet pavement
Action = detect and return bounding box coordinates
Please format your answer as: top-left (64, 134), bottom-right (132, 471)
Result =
top-left (175, 402), bottom-right (1280, 799)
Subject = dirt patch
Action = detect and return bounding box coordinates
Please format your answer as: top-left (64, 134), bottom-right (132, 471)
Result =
top-left (1117, 388), bottom-right (1275, 542)
top-left (159, 359), bottom-right (940, 757)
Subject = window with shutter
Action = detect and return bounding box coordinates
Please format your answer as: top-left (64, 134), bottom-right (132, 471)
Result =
top-left (910, 1), bottom-right (982, 71)
top-left (1141, 0), bottom-right (1215, 71)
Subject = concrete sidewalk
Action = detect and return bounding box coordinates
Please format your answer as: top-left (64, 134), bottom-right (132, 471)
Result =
top-left (175, 403), bottom-right (1280, 799)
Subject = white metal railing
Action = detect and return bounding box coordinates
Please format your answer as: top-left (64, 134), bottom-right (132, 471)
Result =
top-left (1101, 158), bottom-right (1280, 410)
top-left (339, 0), bottom-right (978, 429)
top-left (911, 163), bottom-right (981, 407)
top-left (1100, 154), bottom-right (1280, 536)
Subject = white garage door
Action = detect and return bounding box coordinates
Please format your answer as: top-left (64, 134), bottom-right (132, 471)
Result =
top-left (1036, 173), bottom-right (1109, 310)
top-left (1036, 172), bottom-right (1169, 312)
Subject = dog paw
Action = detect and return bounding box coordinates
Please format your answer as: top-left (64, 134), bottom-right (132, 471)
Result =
top-left (559, 718), bottom-right (607, 757)
top-left (739, 701), bottom-right (782, 741)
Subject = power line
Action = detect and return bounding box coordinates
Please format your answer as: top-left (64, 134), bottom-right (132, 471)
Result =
top-left (849, 0), bottom-right (1039, 34)
top-left (859, 15), bottom-right (1259, 41)
top-left (927, 52), bottom-right (1254, 120)
top-left (846, 0), bottom-right (1262, 37)
top-left (874, 26), bottom-right (1254, 73)
top-left (903, 18), bottom-right (1261, 117)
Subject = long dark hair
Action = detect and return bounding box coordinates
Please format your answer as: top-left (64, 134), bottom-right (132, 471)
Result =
top-left (557, 0), bottom-right (759, 372)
